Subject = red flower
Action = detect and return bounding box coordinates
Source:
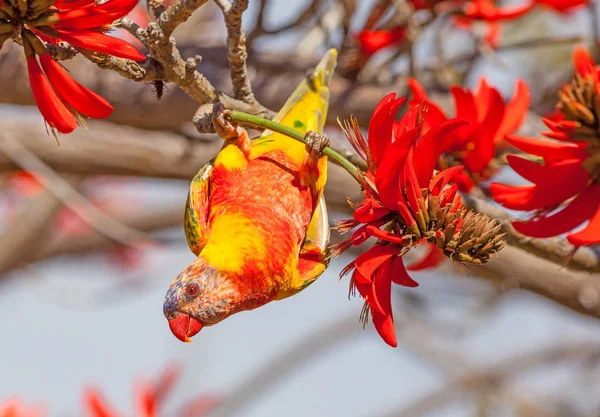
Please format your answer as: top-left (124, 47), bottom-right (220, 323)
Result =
top-left (408, 76), bottom-right (530, 192)
top-left (1, 0), bottom-right (145, 134)
top-left (462, 0), bottom-right (534, 22)
top-left (335, 95), bottom-right (504, 347)
top-left (0, 398), bottom-right (44, 417)
top-left (83, 365), bottom-right (221, 417)
top-left (356, 27), bottom-right (406, 57)
top-left (491, 46), bottom-right (600, 247)
top-left (534, 0), bottom-right (589, 11)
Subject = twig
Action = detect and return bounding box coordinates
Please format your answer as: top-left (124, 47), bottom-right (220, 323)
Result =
top-left (215, 0), bottom-right (255, 103)
top-left (157, 0), bottom-right (209, 37)
top-left (0, 133), bottom-right (150, 247)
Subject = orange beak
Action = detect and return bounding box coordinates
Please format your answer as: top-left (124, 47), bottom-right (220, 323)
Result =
top-left (168, 314), bottom-right (203, 343)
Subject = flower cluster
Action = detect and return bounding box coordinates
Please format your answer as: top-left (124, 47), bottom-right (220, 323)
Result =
top-left (335, 94), bottom-right (506, 347)
top-left (491, 46), bottom-right (600, 247)
top-left (355, 0), bottom-right (588, 56)
top-left (0, 366), bottom-right (220, 417)
top-left (408, 76), bottom-right (530, 192)
top-left (0, 0), bottom-right (145, 134)
top-left (0, 398), bottom-right (44, 417)
top-left (83, 365), bottom-right (221, 417)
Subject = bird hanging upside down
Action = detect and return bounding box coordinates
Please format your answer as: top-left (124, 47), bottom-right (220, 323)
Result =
top-left (163, 49), bottom-right (338, 342)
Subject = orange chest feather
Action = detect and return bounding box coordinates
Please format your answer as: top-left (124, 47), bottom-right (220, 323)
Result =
top-left (203, 150), bottom-right (318, 295)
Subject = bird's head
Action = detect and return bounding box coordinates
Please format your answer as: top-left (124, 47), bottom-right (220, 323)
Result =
top-left (163, 257), bottom-right (235, 343)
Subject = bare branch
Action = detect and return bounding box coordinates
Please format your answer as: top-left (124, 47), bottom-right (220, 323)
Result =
top-left (0, 132), bottom-right (150, 246)
top-left (464, 193), bottom-right (600, 274)
top-left (216, 0), bottom-right (255, 103)
top-left (455, 244), bottom-right (600, 320)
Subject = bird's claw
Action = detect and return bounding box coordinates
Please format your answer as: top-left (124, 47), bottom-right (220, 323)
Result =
top-left (305, 131), bottom-right (330, 160)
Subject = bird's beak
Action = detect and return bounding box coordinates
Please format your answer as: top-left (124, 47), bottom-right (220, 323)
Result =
top-left (168, 313), bottom-right (203, 343)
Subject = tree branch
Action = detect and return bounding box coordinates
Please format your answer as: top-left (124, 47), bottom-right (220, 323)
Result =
top-left (0, 132), bottom-right (151, 246)
top-left (463, 194), bottom-right (600, 274)
top-left (216, 0), bottom-right (255, 103)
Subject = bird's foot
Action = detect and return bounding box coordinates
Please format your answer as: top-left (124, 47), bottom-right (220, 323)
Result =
top-left (212, 103), bottom-right (244, 140)
top-left (304, 131), bottom-right (330, 162)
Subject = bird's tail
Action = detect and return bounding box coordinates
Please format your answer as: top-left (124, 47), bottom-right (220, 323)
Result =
top-left (272, 48), bottom-right (338, 135)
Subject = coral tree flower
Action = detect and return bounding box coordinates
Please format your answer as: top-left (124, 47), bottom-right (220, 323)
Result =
top-left (334, 95), bottom-right (506, 347)
top-left (356, 27), bottom-right (406, 57)
top-left (491, 46), bottom-right (600, 248)
top-left (408, 76), bottom-right (530, 192)
top-left (0, 398), bottom-right (44, 417)
top-left (83, 365), bottom-right (221, 417)
top-left (0, 0), bottom-right (145, 134)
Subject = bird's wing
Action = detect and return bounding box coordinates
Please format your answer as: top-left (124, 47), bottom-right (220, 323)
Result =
top-left (184, 158), bottom-right (214, 256)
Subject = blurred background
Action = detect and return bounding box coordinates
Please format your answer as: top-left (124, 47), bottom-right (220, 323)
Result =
top-left (1, 0), bottom-right (600, 416)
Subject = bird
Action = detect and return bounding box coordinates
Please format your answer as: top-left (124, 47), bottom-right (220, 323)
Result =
top-left (163, 49), bottom-right (338, 342)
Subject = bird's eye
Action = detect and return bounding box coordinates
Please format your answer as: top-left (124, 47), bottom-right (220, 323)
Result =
top-left (185, 284), bottom-right (199, 298)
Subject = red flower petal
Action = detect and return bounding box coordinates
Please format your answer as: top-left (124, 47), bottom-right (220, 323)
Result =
top-left (495, 79), bottom-right (530, 143)
top-left (356, 27), bottom-right (406, 56)
top-left (371, 307), bottom-right (397, 347)
top-left (506, 155), bottom-right (588, 186)
top-left (390, 256), bottom-right (419, 286)
top-left (353, 198), bottom-right (391, 223)
top-left (484, 22), bottom-right (501, 48)
top-left (572, 45), bottom-right (597, 79)
top-left (568, 192), bottom-right (600, 246)
top-left (474, 77), bottom-right (492, 120)
top-left (465, 2), bottom-right (534, 21)
top-left (429, 165), bottom-right (465, 196)
top-left (370, 262), bottom-right (397, 347)
top-left (393, 104), bottom-right (422, 140)
top-left (83, 387), bottom-right (122, 417)
top-left (536, 0), bottom-right (589, 12)
top-left (512, 185), bottom-right (600, 238)
top-left (39, 54), bottom-right (113, 119)
top-left (414, 118), bottom-right (470, 188)
top-left (26, 56), bottom-right (77, 134)
top-left (56, 0), bottom-right (140, 29)
top-left (450, 170), bottom-right (474, 193)
top-left (368, 94), bottom-right (405, 165)
top-left (366, 225), bottom-right (409, 245)
top-left (56, 29), bottom-right (146, 61)
top-left (135, 380), bottom-right (157, 417)
top-left (403, 149), bottom-right (421, 213)
top-left (407, 77), bottom-right (448, 125)
top-left (354, 244), bottom-right (397, 285)
top-left (505, 135), bottom-right (588, 161)
top-left (451, 86), bottom-right (478, 121)
top-left (54, 0), bottom-right (96, 10)
top-left (490, 178), bottom-right (586, 211)
top-left (370, 260), bottom-right (393, 316)
top-left (374, 131), bottom-right (414, 208)
top-left (440, 182), bottom-right (459, 206)
top-left (406, 243), bottom-right (445, 271)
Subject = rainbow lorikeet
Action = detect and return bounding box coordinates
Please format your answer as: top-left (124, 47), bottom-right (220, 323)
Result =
top-left (164, 49), bottom-right (338, 342)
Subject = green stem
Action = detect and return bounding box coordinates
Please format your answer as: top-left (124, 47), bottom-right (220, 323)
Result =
top-left (230, 110), bottom-right (363, 184)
